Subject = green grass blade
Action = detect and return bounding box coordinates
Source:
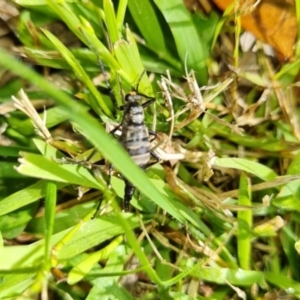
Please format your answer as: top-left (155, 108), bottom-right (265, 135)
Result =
top-left (0, 181), bottom-right (67, 216)
top-left (28, 181), bottom-right (57, 294)
top-left (265, 272), bottom-right (300, 297)
top-left (42, 29), bottom-right (111, 118)
top-left (114, 28), bottom-right (154, 95)
top-left (104, 0), bottom-right (120, 43)
top-left (271, 152), bottom-right (300, 211)
top-left (190, 264), bottom-right (265, 286)
top-left (154, 0), bottom-right (208, 84)
top-left (128, 0), bottom-right (168, 55)
top-left (211, 2), bottom-right (234, 50)
top-left (280, 226), bottom-right (300, 280)
top-left (44, 182), bottom-right (56, 258)
top-left (0, 214), bottom-right (141, 271)
top-left (237, 173), bottom-right (252, 270)
top-left (116, 0), bottom-right (128, 30)
top-left (17, 151), bottom-right (103, 189)
top-left (46, 0), bottom-right (129, 84)
top-left (68, 235), bottom-right (123, 284)
top-left (212, 157), bottom-right (278, 181)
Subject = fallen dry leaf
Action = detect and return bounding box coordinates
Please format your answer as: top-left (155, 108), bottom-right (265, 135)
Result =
top-left (212, 0), bottom-right (297, 60)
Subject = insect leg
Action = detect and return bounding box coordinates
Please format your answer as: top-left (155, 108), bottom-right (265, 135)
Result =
top-left (148, 130), bottom-right (157, 142)
top-left (149, 130), bottom-right (159, 163)
top-left (141, 98), bottom-right (155, 108)
top-left (93, 196), bottom-right (104, 219)
top-left (136, 69), bottom-right (146, 91)
top-left (150, 150), bottom-right (160, 163)
top-left (107, 123), bottom-right (121, 187)
top-left (92, 162), bottom-right (113, 218)
top-left (110, 123), bottom-right (122, 135)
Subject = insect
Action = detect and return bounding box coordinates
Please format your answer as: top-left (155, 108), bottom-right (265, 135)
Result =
top-left (109, 83), bottom-right (159, 212)
top-left (81, 28), bottom-right (159, 212)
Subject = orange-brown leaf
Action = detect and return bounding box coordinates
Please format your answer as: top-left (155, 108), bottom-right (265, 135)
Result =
top-left (212, 0), bottom-right (297, 60)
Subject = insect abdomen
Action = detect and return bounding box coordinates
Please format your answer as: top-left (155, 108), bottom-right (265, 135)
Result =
top-left (121, 125), bottom-right (151, 168)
